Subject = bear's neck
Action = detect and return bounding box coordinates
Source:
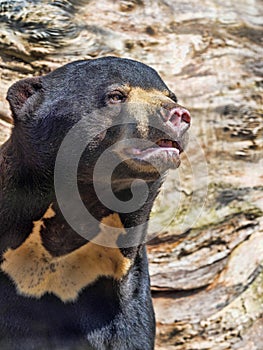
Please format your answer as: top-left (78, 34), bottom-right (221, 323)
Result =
top-left (0, 142), bottom-right (162, 257)
top-left (36, 180), bottom-right (161, 258)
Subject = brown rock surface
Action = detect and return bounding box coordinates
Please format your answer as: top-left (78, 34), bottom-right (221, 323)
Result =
top-left (0, 0), bottom-right (262, 348)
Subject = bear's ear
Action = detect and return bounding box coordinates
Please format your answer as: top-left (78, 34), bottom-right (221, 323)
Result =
top-left (6, 77), bottom-right (43, 120)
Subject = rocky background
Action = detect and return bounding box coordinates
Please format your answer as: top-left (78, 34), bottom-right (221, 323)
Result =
top-left (0, 0), bottom-right (262, 349)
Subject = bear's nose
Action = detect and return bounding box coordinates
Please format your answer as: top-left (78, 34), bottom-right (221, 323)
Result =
top-left (160, 104), bottom-right (191, 128)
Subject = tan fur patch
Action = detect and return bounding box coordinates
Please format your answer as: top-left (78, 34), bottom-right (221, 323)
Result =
top-left (128, 87), bottom-right (170, 138)
top-left (1, 207), bottom-right (131, 302)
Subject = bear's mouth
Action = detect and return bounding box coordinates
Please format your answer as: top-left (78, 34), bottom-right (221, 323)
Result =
top-left (126, 138), bottom-right (182, 154)
top-left (155, 139), bottom-right (183, 153)
top-left (124, 138), bottom-right (183, 170)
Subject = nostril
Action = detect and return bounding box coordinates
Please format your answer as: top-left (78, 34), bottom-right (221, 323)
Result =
top-left (182, 110), bottom-right (191, 124)
top-left (170, 110), bottom-right (181, 126)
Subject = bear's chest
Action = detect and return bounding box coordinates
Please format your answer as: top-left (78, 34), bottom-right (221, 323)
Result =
top-left (0, 207), bottom-right (131, 302)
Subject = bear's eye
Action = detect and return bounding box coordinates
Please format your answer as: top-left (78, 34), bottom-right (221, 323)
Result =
top-left (108, 90), bottom-right (126, 104)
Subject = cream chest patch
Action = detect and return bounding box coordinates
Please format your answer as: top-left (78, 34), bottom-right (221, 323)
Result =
top-left (1, 207), bottom-right (131, 302)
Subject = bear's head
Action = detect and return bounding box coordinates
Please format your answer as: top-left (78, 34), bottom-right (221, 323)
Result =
top-left (7, 57), bottom-right (190, 191)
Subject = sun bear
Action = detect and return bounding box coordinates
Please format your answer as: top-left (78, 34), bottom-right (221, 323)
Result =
top-left (0, 57), bottom-right (190, 350)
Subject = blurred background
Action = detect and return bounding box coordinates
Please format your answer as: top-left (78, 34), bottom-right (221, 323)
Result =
top-left (0, 0), bottom-right (262, 349)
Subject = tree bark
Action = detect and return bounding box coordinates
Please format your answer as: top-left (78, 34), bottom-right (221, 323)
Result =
top-left (0, 1), bottom-right (262, 349)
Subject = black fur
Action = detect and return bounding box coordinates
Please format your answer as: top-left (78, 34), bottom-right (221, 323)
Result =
top-left (0, 57), bottom-right (189, 349)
